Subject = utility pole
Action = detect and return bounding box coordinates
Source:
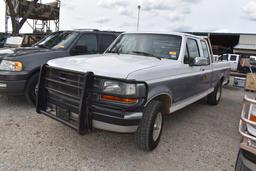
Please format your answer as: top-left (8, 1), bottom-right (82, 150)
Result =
top-left (137, 5), bottom-right (141, 32)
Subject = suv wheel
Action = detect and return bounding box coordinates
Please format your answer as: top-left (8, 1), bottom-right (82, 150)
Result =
top-left (136, 100), bottom-right (164, 151)
top-left (207, 81), bottom-right (222, 105)
top-left (25, 73), bottom-right (39, 105)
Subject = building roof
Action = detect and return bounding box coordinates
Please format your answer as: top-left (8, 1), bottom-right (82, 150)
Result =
top-left (234, 44), bottom-right (256, 50)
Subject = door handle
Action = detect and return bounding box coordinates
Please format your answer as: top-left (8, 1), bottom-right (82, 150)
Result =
top-left (200, 68), bottom-right (205, 71)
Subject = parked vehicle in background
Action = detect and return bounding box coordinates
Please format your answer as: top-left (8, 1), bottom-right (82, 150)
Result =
top-left (0, 32), bottom-right (61, 62)
top-left (250, 56), bottom-right (256, 65)
top-left (0, 29), bottom-right (120, 104)
top-left (37, 32), bottom-right (230, 151)
top-left (220, 54), bottom-right (240, 71)
top-left (1, 34), bottom-right (45, 49)
top-left (239, 57), bottom-right (256, 73)
top-left (236, 96), bottom-right (256, 171)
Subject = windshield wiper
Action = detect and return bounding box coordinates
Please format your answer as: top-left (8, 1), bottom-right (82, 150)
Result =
top-left (131, 51), bottom-right (161, 60)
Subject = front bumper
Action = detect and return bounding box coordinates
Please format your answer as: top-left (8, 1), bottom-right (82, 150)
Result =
top-left (37, 65), bottom-right (148, 134)
top-left (238, 96), bottom-right (256, 170)
top-left (0, 71), bottom-right (29, 95)
top-left (239, 138), bottom-right (256, 170)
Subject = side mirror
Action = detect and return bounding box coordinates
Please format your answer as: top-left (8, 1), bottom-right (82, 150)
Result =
top-left (189, 57), bottom-right (209, 66)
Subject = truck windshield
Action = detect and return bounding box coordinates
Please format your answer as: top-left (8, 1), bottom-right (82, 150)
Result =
top-left (107, 34), bottom-right (182, 60)
top-left (52, 32), bottom-right (79, 50)
top-left (36, 32), bottom-right (63, 48)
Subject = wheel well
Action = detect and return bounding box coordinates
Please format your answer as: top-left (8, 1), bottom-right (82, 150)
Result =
top-left (151, 94), bottom-right (172, 115)
top-left (25, 69), bottom-right (40, 88)
top-left (220, 76), bottom-right (224, 84)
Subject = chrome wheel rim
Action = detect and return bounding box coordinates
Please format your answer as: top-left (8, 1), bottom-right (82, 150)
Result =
top-left (153, 112), bottom-right (162, 141)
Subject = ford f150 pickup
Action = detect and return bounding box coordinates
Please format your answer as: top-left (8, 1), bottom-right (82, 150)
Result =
top-left (37, 32), bottom-right (230, 151)
top-left (0, 29), bottom-right (120, 104)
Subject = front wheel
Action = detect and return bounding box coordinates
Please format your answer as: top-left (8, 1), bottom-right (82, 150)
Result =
top-left (136, 100), bottom-right (164, 151)
top-left (207, 81), bottom-right (222, 105)
top-left (25, 73), bottom-right (39, 105)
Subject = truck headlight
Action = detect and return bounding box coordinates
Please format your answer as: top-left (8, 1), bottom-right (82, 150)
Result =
top-left (103, 81), bottom-right (136, 95)
top-left (101, 80), bottom-right (138, 104)
top-left (0, 60), bottom-right (23, 71)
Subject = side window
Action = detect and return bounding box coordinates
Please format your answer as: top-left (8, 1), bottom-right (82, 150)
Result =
top-left (187, 39), bottom-right (200, 59)
top-left (201, 41), bottom-right (210, 59)
top-left (230, 55), bottom-right (237, 61)
top-left (100, 34), bottom-right (116, 53)
top-left (71, 34), bottom-right (98, 55)
top-left (201, 40), bottom-right (210, 65)
top-left (184, 45), bottom-right (189, 64)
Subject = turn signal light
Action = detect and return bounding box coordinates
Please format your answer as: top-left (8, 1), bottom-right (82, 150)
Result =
top-left (101, 95), bottom-right (138, 104)
top-left (250, 115), bottom-right (256, 122)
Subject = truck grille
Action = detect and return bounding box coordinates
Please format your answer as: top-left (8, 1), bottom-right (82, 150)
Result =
top-left (37, 65), bottom-right (148, 134)
top-left (36, 65), bottom-right (94, 134)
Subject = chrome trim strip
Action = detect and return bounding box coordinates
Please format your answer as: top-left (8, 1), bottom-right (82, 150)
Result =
top-left (169, 88), bottom-right (214, 113)
top-left (147, 67), bottom-right (229, 84)
top-left (92, 120), bottom-right (138, 133)
top-left (124, 112), bottom-right (143, 119)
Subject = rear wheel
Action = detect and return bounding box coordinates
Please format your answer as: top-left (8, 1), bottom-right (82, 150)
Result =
top-left (235, 150), bottom-right (251, 171)
top-left (25, 73), bottom-right (39, 105)
top-left (136, 100), bottom-right (164, 151)
top-left (207, 81), bottom-right (222, 105)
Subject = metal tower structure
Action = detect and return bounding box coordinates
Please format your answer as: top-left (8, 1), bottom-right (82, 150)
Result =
top-left (5, 0), bottom-right (60, 33)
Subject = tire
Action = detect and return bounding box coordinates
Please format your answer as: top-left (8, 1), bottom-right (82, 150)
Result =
top-left (235, 150), bottom-right (251, 171)
top-left (136, 100), bottom-right (164, 151)
top-left (25, 73), bottom-right (39, 105)
top-left (207, 81), bottom-right (222, 105)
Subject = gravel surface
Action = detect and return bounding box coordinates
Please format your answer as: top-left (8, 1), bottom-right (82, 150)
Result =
top-left (0, 86), bottom-right (254, 171)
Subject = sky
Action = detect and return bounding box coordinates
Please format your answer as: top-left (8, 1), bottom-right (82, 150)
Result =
top-left (0, 0), bottom-right (256, 33)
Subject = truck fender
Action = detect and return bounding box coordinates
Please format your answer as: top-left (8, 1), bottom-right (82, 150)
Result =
top-left (145, 86), bottom-right (173, 114)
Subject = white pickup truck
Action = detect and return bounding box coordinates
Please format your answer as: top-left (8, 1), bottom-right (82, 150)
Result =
top-left (37, 32), bottom-right (230, 151)
top-left (221, 54), bottom-right (240, 71)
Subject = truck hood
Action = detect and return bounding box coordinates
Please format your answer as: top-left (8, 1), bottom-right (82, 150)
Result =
top-left (47, 54), bottom-right (166, 79)
top-left (0, 48), bottom-right (15, 55)
top-left (7, 47), bottom-right (50, 57)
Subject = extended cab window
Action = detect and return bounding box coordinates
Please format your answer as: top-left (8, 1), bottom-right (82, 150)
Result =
top-left (71, 34), bottom-right (98, 55)
top-left (100, 34), bottom-right (116, 53)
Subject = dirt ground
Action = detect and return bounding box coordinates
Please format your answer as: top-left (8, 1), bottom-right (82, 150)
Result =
top-left (0, 86), bottom-right (254, 171)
